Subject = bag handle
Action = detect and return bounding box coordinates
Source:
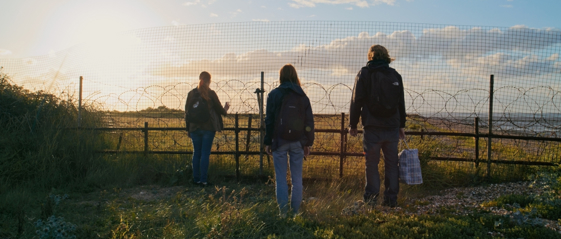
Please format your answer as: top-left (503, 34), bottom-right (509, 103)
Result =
top-left (401, 138), bottom-right (410, 150)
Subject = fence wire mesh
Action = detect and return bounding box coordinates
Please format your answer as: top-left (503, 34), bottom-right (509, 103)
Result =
top-left (1, 21), bottom-right (560, 178)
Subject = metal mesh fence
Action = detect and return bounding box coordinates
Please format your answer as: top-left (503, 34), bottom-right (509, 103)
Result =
top-left (1, 21), bottom-right (560, 178)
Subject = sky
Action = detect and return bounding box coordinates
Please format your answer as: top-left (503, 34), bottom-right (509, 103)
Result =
top-left (0, 0), bottom-right (559, 117)
top-left (1, 0), bottom-right (561, 58)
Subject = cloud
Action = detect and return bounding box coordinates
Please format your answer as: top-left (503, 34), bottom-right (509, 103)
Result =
top-left (346, 7), bottom-right (353, 10)
top-left (252, 19), bottom-right (270, 22)
top-left (210, 13), bottom-right (218, 17)
top-left (149, 25), bottom-right (561, 80)
top-left (183, 0), bottom-right (200, 6)
top-left (22, 58), bottom-right (37, 66)
top-left (501, 5), bottom-right (513, 8)
top-left (171, 20), bottom-right (179, 26)
top-left (0, 49), bottom-right (12, 56)
top-left (289, 0), bottom-right (372, 8)
top-left (230, 9), bottom-right (242, 17)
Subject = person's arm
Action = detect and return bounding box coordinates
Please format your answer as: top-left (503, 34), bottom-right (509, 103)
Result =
top-left (210, 91), bottom-right (228, 115)
top-left (184, 91), bottom-right (193, 136)
top-left (349, 69), bottom-right (367, 136)
top-left (304, 96), bottom-right (314, 147)
top-left (397, 73), bottom-right (406, 129)
top-left (263, 90), bottom-right (277, 146)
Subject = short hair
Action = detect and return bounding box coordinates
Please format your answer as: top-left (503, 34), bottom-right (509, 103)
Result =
top-left (279, 64), bottom-right (301, 86)
top-left (368, 45), bottom-right (394, 63)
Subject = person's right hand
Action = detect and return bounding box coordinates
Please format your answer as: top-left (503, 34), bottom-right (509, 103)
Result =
top-left (224, 102), bottom-right (230, 112)
top-left (265, 145), bottom-right (272, 155)
top-left (350, 128), bottom-right (358, 137)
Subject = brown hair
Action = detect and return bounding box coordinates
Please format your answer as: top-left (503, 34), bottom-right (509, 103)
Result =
top-left (197, 71), bottom-right (211, 100)
top-left (279, 64), bottom-right (301, 86)
top-left (367, 45), bottom-right (394, 63)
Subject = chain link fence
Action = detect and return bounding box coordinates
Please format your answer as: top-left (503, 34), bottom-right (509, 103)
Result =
top-left (1, 21), bottom-right (560, 179)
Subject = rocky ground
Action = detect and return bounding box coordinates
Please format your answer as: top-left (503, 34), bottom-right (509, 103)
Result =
top-left (341, 181), bottom-right (561, 234)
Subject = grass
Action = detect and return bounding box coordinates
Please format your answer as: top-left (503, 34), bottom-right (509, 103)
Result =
top-left (1, 71), bottom-right (561, 238)
top-left (3, 179), bottom-right (561, 238)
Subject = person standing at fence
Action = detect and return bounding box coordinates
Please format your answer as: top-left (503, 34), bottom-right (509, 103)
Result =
top-left (349, 45), bottom-right (406, 208)
top-left (264, 64), bottom-right (315, 217)
top-left (185, 71), bottom-right (230, 186)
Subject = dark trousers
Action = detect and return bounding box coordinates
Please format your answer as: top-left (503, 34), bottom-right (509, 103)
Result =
top-left (363, 127), bottom-right (400, 202)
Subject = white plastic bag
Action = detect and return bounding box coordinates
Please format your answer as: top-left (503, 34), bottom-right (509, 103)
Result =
top-left (398, 140), bottom-right (423, 185)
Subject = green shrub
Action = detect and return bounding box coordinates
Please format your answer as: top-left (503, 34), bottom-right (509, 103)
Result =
top-left (0, 72), bottom-right (105, 189)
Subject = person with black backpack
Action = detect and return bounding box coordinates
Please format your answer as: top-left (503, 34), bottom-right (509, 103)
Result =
top-left (349, 45), bottom-right (406, 208)
top-left (185, 71), bottom-right (230, 186)
top-left (264, 64), bottom-right (314, 218)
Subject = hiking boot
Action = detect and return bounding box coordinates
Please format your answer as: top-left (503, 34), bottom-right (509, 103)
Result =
top-left (381, 200), bottom-right (398, 208)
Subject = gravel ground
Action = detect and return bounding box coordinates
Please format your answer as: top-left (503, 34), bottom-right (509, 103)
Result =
top-left (341, 181), bottom-right (561, 234)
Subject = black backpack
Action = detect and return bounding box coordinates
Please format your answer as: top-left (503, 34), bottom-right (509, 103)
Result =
top-left (364, 67), bottom-right (402, 118)
top-left (185, 89), bottom-right (211, 124)
top-left (276, 90), bottom-right (307, 141)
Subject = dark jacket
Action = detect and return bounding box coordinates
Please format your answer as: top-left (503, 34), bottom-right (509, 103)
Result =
top-left (264, 82), bottom-right (314, 151)
top-left (185, 88), bottom-right (227, 132)
top-left (349, 60), bottom-right (406, 129)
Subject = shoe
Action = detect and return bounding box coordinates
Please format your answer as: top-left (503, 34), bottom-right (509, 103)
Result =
top-left (381, 200), bottom-right (397, 208)
top-left (201, 182), bottom-right (208, 187)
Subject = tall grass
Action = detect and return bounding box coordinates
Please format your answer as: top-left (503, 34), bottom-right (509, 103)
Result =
top-left (1, 71), bottom-right (558, 237)
top-left (0, 72), bottom-right (105, 190)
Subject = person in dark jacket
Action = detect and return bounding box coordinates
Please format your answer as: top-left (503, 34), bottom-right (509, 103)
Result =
top-left (264, 64), bottom-right (314, 217)
top-left (349, 45), bottom-right (406, 208)
top-left (185, 71), bottom-right (230, 186)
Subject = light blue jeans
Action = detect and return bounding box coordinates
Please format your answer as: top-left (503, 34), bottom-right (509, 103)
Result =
top-left (190, 129), bottom-right (216, 183)
top-left (272, 141), bottom-right (304, 215)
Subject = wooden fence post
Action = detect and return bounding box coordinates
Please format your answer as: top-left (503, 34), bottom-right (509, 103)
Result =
top-left (78, 76), bottom-right (83, 127)
top-left (487, 75), bottom-right (494, 180)
top-left (474, 117), bottom-right (479, 168)
top-left (245, 114), bottom-right (252, 159)
top-left (144, 122), bottom-right (148, 156)
top-left (235, 114), bottom-right (240, 181)
top-left (340, 112), bottom-right (345, 178)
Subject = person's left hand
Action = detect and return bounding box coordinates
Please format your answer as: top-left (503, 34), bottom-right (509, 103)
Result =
top-left (265, 145), bottom-right (272, 155)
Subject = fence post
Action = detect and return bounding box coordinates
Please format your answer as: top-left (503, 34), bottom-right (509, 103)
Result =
top-left (487, 75), bottom-right (494, 180)
top-left (245, 114), bottom-right (252, 159)
top-left (474, 117), bottom-right (479, 168)
top-left (340, 113), bottom-right (345, 178)
top-left (234, 114), bottom-right (240, 181)
top-left (144, 122), bottom-right (148, 156)
top-left (78, 76), bottom-right (83, 127)
top-left (258, 72), bottom-right (265, 176)
top-left (116, 132), bottom-right (123, 151)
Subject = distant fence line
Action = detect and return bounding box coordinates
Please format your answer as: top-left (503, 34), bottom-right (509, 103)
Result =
top-left (1, 21), bottom-right (560, 178)
top-left (84, 113), bottom-right (560, 180)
